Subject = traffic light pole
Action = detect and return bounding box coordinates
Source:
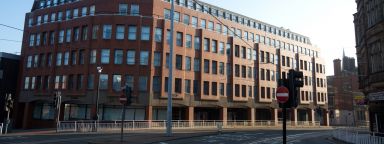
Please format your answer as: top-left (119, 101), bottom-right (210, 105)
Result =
top-left (120, 104), bottom-right (126, 142)
top-left (5, 107), bottom-right (10, 134)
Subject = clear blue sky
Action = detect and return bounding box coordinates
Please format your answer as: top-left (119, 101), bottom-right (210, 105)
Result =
top-left (0, 0), bottom-right (357, 75)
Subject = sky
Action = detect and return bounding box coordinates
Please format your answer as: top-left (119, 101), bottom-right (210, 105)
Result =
top-left (0, 0), bottom-right (357, 76)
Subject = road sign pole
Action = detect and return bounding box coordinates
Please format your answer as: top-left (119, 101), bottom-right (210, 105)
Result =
top-left (120, 104), bottom-right (126, 142)
top-left (283, 103), bottom-right (287, 144)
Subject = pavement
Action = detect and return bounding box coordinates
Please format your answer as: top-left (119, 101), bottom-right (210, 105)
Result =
top-left (0, 127), bottom-right (345, 144)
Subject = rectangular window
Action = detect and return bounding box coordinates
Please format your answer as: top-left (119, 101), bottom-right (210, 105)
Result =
top-left (140, 51), bottom-right (149, 65)
top-left (141, 26), bottom-right (150, 40)
top-left (64, 52), bottom-right (69, 65)
top-left (194, 58), bottom-right (200, 72)
top-left (241, 85), bottom-right (246, 97)
top-left (82, 7), bottom-right (87, 17)
top-left (208, 21), bottom-right (214, 31)
top-left (128, 26), bottom-right (137, 40)
top-left (57, 11), bottom-right (63, 21)
top-left (73, 27), bottom-right (79, 41)
top-left (116, 25), bottom-right (125, 40)
top-left (219, 62), bottom-right (225, 75)
top-left (101, 49), bottom-right (110, 64)
top-left (164, 9), bottom-right (171, 20)
top-left (235, 64), bottom-right (240, 77)
top-left (260, 69), bottom-right (265, 80)
top-left (153, 76), bottom-right (161, 92)
top-left (203, 81), bottom-right (209, 95)
top-left (191, 16), bottom-right (198, 27)
top-left (219, 42), bottom-right (224, 54)
top-left (71, 51), bottom-right (77, 65)
top-left (130, 4), bottom-right (140, 15)
top-left (247, 67), bottom-right (252, 78)
top-left (139, 76), bottom-right (147, 91)
top-left (82, 26), bottom-right (88, 40)
top-left (65, 29), bottom-right (71, 42)
top-left (155, 28), bottom-right (162, 42)
top-left (43, 14), bottom-right (48, 23)
top-left (175, 78), bottom-right (182, 93)
top-left (185, 56), bottom-right (191, 71)
top-left (212, 61), bottom-right (217, 74)
top-left (90, 50), bottom-right (96, 64)
top-left (50, 13), bottom-right (56, 22)
top-left (73, 9), bottom-right (79, 18)
top-left (36, 34), bottom-right (41, 46)
top-left (65, 10), bottom-right (71, 20)
top-left (102, 25), bottom-right (112, 39)
top-left (29, 34), bottom-right (35, 46)
top-left (92, 25), bottom-right (99, 39)
top-left (56, 52), bottom-right (62, 66)
top-left (235, 84), bottom-right (240, 97)
top-left (193, 80), bottom-right (199, 95)
top-left (127, 50), bottom-right (135, 65)
top-left (186, 34), bottom-right (192, 48)
top-left (183, 14), bottom-right (190, 25)
top-left (200, 19), bottom-right (206, 29)
top-left (176, 32), bottom-right (183, 46)
top-left (26, 56), bottom-right (32, 68)
top-left (204, 38), bottom-right (209, 52)
top-left (99, 74), bottom-right (108, 90)
top-left (76, 74), bottom-right (83, 90)
top-left (112, 75), bottom-right (122, 91)
top-left (176, 55), bottom-right (183, 70)
top-left (49, 31), bottom-right (55, 45)
top-left (90, 5), bottom-right (96, 15)
top-left (211, 82), bottom-right (217, 96)
top-left (204, 59), bottom-right (210, 73)
top-left (87, 74), bottom-right (94, 89)
top-left (194, 36), bottom-right (200, 50)
top-left (114, 50), bottom-right (123, 64)
top-left (219, 83), bottom-right (224, 96)
top-left (154, 52), bottom-right (161, 67)
top-left (211, 40), bottom-right (217, 53)
top-left (119, 4), bottom-right (128, 15)
top-left (125, 75), bottom-right (134, 89)
top-left (242, 65), bottom-right (246, 78)
top-left (185, 79), bottom-right (191, 94)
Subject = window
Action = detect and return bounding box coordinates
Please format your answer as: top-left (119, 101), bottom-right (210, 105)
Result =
top-left (65, 29), bottom-right (71, 42)
top-left (219, 42), bottom-right (224, 54)
top-left (112, 75), bottom-right (122, 91)
top-left (185, 79), bottom-right (191, 94)
top-left (186, 34), bottom-right (192, 48)
top-left (73, 27), bottom-right (79, 41)
top-left (76, 74), bottom-right (83, 89)
top-left (43, 14), bottom-right (48, 23)
top-left (114, 50), bottom-right (123, 64)
top-left (175, 78), bottom-right (182, 93)
top-left (57, 11), bottom-right (63, 21)
top-left (140, 51), bottom-right (149, 65)
top-left (260, 69), bottom-right (265, 80)
top-left (125, 75), bottom-right (134, 89)
top-left (176, 55), bottom-right (183, 70)
top-left (242, 66), bottom-right (246, 78)
top-left (208, 21), bottom-right (214, 31)
top-left (191, 16), bottom-right (198, 27)
top-left (155, 28), bottom-right (162, 42)
top-left (82, 26), bottom-right (88, 40)
top-left (185, 56), bottom-right (191, 71)
top-left (99, 74), bottom-right (108, 90)
top-left (87, 74), bottom-right (94, 89)
top-left (92, 25), bottom-right (99, 39)
top-left (164, 9), bottom-right (171, 20)
top-left (116, 25), bottom-right (125, 40)
top-left (266, 70), bottom-right (270, 81)
top-left (235, 84), bottom-right (240, 97)
top-left (90, 5), bottom-right (95, 15)
top-left (183, 14), bottom-right (190, 25)
top-left (32, 103), bottom-right (54, 120)
top-left (211, 40), bottom-right (217, 53)
top-left (211, 82), bottom-right (217, 96)
top-left (64, 52), bottom-right (69, 65)
top-left (73, 9), bottom-right (79, 18)
top-left (27, 56), bottom-right (32, 68)
top-left (174, 11), bottom-right (180, 22)
top-left (141, 26), bottom-right (150, 40)
top-left (204, 38), bottom-right (209, 52)
top-left (235, 45), bottom-right (239, 57)
top-left (56, 52), bottom-right (62, 66)
top-left (102, 25), bottom-right (112, 39)
top-left (126, 51), bottom-right (135, 64)
top-left (193, 80), bottom-right (199, 95)
top-left (212, 61), bottom-right (217, 74)
top-left (242, 85), bottom-right (246, 97)
top-left (139, 76), bottom-right (147, 91)
top-left (219, 83), bottom-right (224, 96)
top-left (101, 49), bottom-right (110, 64)
top-left (247, 67), bottom-right (252, 78)
top-left (226, 43), bottom-right (231, 55)
top-left (90, 50), bottom-right (96, 64)
top-left (166, 30), bottom-right (171, 44)
top-left (194, 58), bottom-right (200, 72)
top-left (216, 24), bottom-right (222, 33)
top-left (219, 62), bottom-right (224, 75)
top-left (24, 77), bottom-right (31, 89)
top-left (29, 34), bottom-right (35, 46)
top-left (65, 10), bottom-right (71, 20)
top-left (33, 55), bottom-right (39, 68)
top-left (153, 76), bottom-right (161, 92)
top-left (200, 19), bottom-right (206, 28)
top-left (154, 52), bottom-right (161, 67)
top-left (119, 4), bottom-right (128, 15)
top-left (81, 7), bottom-right (87, 17)
top-left (194, 36), bottom-right (200, 50)
top-left (128, 26), bottom-right (137, 40)
top-left (36, 34), bottom-right (41, 46)
top-left (235, 64), bottom-right (240, 77)
top-left (130, 4), bottom-right (139, 15)
top-left (71, 51), bottom-right (77, 65)
top-left (176, 32), bottom-right (183, 46)
top-left (49, 31), bottom-right (55, 45)
top-left (203, 81), bottom-right (209, 95)
top-left (204, 59), bottom-right (210, 73)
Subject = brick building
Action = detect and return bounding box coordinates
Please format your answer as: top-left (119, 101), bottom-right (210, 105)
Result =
top-left (16, 0), bottom-right (328, 129)
top-left (354, 0), bottom-right (384, 134)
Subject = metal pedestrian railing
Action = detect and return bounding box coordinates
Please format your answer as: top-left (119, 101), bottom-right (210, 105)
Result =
top-left (57, 120), bottom-right (321, 133)
top-left (333, 127), bottom-right (384, 144)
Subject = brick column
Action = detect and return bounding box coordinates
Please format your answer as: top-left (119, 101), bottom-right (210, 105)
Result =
top-left (187, 106), bottom-right (194, 127)
top-left (273, 108), bottom-right (278, 126)
top-left (220, 107), bottom-right (227, 126)
top-left (248, 108), bottom-right (255, 126)
top-left (310, 109), bottom-right (315, 126)
top-left (291, 108), bottom-right (297, 126)
top-left (146, 106), bottom-right (153, 121)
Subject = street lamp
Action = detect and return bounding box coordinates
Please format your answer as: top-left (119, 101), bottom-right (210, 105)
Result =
top-left (95, 66), bottom-right (103, 128)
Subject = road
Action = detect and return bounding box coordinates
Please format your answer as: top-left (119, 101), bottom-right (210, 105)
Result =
top-left (0, 129), bottom-right (341, 144)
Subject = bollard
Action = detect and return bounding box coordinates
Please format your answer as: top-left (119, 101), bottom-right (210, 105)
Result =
top-left (217, 122), bottom-right (222, 135)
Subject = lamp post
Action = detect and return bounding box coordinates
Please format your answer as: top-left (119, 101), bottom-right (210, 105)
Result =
top-left (95, 66), bottom-right (103, 131)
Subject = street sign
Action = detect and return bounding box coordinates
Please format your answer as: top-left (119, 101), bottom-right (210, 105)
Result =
top-left (119, 94), bottom-right (127, 105)
top-left (276, 86), bottom-right (289, 103)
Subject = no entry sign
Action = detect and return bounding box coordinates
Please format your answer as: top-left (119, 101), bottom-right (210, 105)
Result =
top-left (276, 86), bottom-right (289, 103)
top-left (120, 94), bottom-right (127, 105)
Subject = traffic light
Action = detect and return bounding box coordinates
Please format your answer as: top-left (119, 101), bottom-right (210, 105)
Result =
top-left (288, 69), bottom-right (303, 108)
top-left (4, 94), bottom-right (13, 112)
top-left (125, 86), bottom-right (132, 105)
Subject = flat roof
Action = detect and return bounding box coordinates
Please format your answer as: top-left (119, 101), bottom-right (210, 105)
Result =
top-left (0, 52), bottom-right (20, 60)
